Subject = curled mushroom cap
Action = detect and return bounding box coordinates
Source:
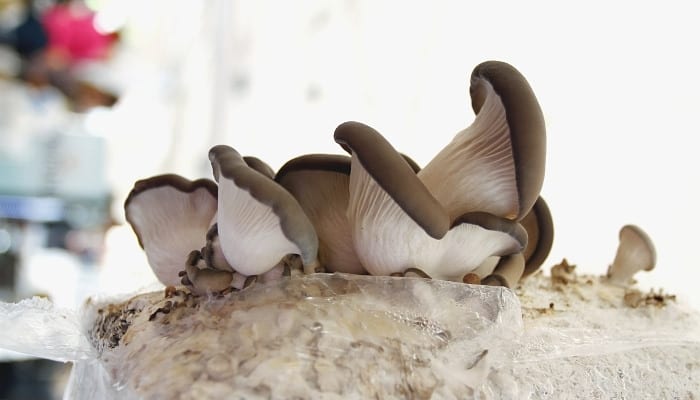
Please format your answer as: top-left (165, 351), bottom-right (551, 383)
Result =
top-left (124, 174), bottom-right (217, 286)
top-left (243, 156), bottom-right (275, 179)
top-left (520, 196), bottom-right (554, 278)
top-left (418, 61), bottom-right (546, 222)
top-left (276, 154), bottom-right (365, 274)
top-left (607, 224), bottom-right (656, 286)
top-left (209, 145), bottom-right (320, 275)
top-left (335, 121), bottom-right (450, 239)
top-left (334, 121), bottom-right (526, 280)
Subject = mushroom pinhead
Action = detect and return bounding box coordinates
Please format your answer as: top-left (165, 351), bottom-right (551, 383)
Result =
top-left (124, 174), bottom-right (218, 286)
top-left (209, 145), bottom-right (320, 275)
top-left (275, 154), bottom-right (365, 274)
top-left (607, 224), bottom-right (656, 286)
top-left (418, 60), bottom-right (546, 222)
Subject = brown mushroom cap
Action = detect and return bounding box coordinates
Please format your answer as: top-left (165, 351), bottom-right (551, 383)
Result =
top-left (209, 145), bottom-right (319, 275)
top-left (520, 196), bottom-right (554, 278)
top-left (184, 250), bottom-right (233, 295)
top-left (607, 224), bottom-right (656, 286)
top-left (243, 156), bottom-right (275, 179)
top-left (334, 121), bottom-right (450, 239)
top-left (418, 60), bottom-right (546, 222)
top-left (275, 154), bottom-right (365, 274)
top-left (124, 174), bottom-right (218, 286)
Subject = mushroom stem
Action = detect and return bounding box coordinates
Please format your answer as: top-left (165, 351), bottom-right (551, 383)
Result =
top-left (481, 253), bottom-right (525, 289)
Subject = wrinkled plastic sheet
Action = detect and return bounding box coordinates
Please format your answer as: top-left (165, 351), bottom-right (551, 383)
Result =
top-left (1, 273), bottom-right (699, 399)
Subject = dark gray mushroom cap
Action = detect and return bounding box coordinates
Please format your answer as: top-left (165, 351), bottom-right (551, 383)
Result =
top-left (470, 61), bottom-right (546, 220)
top-left (209, 145), bottom-right (319, 271)
top-left (334, 121), bottom-right (450, 239)
top-left (124, 174), bottom-right (218, 286)
top-left (520, 196), bottom-right (554, 278)
top-left (276, 154), bottom-right (365, 274)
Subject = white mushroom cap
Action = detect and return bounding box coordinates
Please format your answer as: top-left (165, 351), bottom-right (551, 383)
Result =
top-left (124, 174), bottom-right (218, 286)
top-left (209, 145), bottom-right (320, 275)
top-left (607, 224), bottom-right (656, 286)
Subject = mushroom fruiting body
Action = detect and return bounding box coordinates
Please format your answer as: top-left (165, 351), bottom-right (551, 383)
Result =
top-left (334, 60), bottom-right (545, 281)
top-left (607, 224), bottom-right (656, 286)
top-left (209, 145), bottom-right (320, 275)
top-left (124, 174), bottom-right (218, 286)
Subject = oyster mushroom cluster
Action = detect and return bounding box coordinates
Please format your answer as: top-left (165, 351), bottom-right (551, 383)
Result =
top-left (124, 61), bottom-right (554, 295)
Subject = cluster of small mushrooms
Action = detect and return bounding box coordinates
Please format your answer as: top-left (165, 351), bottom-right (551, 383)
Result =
top-left (124, 61), bottom-right (557, 296)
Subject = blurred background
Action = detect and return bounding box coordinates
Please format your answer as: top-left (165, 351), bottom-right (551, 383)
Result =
top-left (0, 0), bottom-right (698, 398)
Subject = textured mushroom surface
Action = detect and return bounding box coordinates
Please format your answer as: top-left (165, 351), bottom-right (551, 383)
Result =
top-left (209, 145), bottom-right (320, 275)
top-left (336, 122), bottom-right (526, 280)
top-left (124, 174), bottom-right (218, 286)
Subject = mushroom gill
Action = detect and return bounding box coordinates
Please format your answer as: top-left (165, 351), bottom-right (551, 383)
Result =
top-left (209, 145), bottom-right (320, 275)
top-left (124, 174), bottom-right (218, 286)
top-left (335, 122), bottom-right (526, 280)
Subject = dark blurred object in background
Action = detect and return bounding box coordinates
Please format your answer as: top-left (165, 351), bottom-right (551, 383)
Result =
top-left (0, 0), bottom-right (119, 111)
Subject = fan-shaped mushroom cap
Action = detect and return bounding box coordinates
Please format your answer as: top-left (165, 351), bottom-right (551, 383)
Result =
top-left (418, 60), bottom-right (546, 222)
top-left (124, 174), bottom-right (218, 286)
top-left (607, 224), bottom-right (656, 286)
top-left (276, 154), bottom-right (365, 274)
top-left (209, 145), bottom-right (320, 275)
top-left (520, 196), bottom-right (554, 278)
top-left (243, 156), bottom-right (275, 179)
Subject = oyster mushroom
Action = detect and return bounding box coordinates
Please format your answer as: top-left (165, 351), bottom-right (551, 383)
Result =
top-left (183, 250), bottom-right (233, 295)
top-left (209, 145), bottom-right (321, 275)
top-left (333, 61), bottom-right (544, 281)
top-left (481, 253), bottom-right (525, 289)
top-left (335, 121), bottom-right (527, 281)
top-left (606, 224), bottom-right (656, 286)
top-left (243, 156), bottom-right (275, 179)
top-left (418, 60), bottom-right (546, 222)
top-left (275, 154), bottom-right (365, 274)
top-left (124, 174), bottom-right (218, 286)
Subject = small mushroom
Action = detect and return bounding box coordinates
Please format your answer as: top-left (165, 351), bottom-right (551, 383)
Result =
top-left (124, 174), bottom-right (218, 286)
top-left (275, 154), bottom-right (365, 274)
top-left (183, 250), bottom-right (233, 295)
top-left (209, 145), bottom-right (320, 275)
top-left (334, 122), bottom-right (526, 280)
top-left (418, 60), bottom-right (546, 222)
top-left (606, 224), bottom-right (656, 286)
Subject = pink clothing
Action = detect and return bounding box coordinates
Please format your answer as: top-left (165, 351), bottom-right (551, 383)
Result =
top-left (42, 4), bottom-right (115, 63)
